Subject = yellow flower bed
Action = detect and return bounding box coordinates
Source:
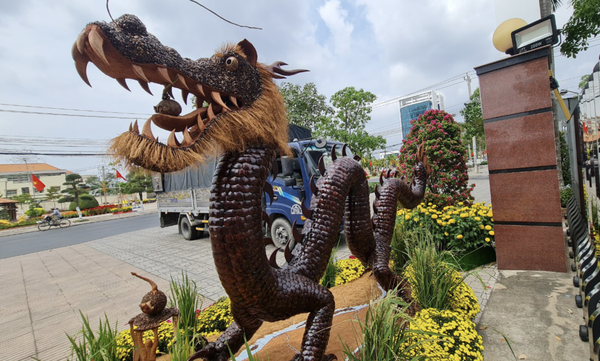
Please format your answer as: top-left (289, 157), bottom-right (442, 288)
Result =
top-left (397, 202), bottom-right (494, 250)
top-left (402, 308), bottom-right (484, 361)
top-left (335, 258), bottom-right (366, 286)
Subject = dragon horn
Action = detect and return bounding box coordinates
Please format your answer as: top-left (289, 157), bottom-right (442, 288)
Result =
top-left (266, 61), bottom-right (309, 79)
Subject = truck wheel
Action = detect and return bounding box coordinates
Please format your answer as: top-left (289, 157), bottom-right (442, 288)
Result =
top-left (181, 217), bottom-right (200, 241)
top-left (271, 218), bottom-right (294, 249)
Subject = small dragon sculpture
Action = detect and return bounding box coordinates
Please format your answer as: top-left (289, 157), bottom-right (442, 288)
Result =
top-left (72, 14), bottom-right (428, 361)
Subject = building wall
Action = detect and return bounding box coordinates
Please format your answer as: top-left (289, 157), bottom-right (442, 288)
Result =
top-left (0, 173), bottom-right (66, 199)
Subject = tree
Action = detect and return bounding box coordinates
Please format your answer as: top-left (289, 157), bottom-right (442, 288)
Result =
top-left (397, 110), bottom-right (474, 208)
top-left (279, 82), bottom-right (333, 130)
top-left (460, 88), bottom-right (485, 151)
top-left (59, 174), bottom-right (89, 209)
top-left (45, 186), bottom-right (61, 209)
top-left (11, 193), bottom-right (33, 212)
top-left (579, 75), bottom-right (590, 90)
top-left (121, 172), bottom-right (153, 201)
top-left (316, 87), bottom-right (386, 157)
top-left (558, 0), bottom-right (600, 58)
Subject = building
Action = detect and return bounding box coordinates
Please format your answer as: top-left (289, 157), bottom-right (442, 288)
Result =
top-left (399, 90), bottom-right (445, 140)
top-left (0, 163), bottom-right (70, 200)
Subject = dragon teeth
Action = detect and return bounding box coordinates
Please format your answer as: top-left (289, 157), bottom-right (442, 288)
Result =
top-left (181, 127), bottom-right (194, 147)
top-left (142, 118), bottom-right (155, 140)
top-left (116, 78), bottom-right (130, 91)
top-left (72, 47), bottom-right (92, 87)
top-left (167, 129), bottom-right (180, 147)
top-left (211, 91), bottom-right (230, 111)
top-left (88, 27), bottom-right (110, 66)
top-left (137, 80), bottom-right (153, 95)
top-left (132, 64), bottom-right (149, 82)
top-left (157, 67), bottom-right (174, 84)
top-left (132, 120), bottom-right (140, 134)
top-left (181, 89), bottom-right (189, 105)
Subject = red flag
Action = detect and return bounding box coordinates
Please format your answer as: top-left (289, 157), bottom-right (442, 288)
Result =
top-left (31, 174), bottom-right (45, 192)
top-left (116, 170), bottom-right (127, 181)
top-left (584, 122), bottom-right (589, 135)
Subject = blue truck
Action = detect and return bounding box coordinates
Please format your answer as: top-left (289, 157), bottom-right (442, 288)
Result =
top-left (152, 125), bottom-right (350, 246)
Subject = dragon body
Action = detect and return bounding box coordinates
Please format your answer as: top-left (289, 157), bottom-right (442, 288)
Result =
top-left (73, 15), bottom-right (427, 361)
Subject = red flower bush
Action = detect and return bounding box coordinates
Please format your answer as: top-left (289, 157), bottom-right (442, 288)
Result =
top-left (397, 109), bottom-right (474, 208)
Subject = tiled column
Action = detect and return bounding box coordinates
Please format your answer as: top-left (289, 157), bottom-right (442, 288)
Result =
top-left (475, 46), bottom-right (566, 272)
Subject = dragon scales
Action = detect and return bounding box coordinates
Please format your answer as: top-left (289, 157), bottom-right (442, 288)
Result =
top-left (72, 15), bottom-right (427, 361)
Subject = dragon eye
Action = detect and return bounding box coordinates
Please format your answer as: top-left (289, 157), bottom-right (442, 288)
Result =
top-left (225, 56), bottom-right (238, 71)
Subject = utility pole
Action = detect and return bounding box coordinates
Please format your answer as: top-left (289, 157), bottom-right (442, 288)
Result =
top-left (464, 72), bottom-right (472, 97)
top-left (101, 166), bottom-right (108, 205)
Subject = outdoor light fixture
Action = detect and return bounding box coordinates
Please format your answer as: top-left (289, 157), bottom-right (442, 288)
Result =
top-left (511, 14), bottom-right (558, 54)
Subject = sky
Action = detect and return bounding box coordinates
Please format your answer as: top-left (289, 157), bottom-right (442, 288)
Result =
top-left (0, 0), bottom-right (598, 176)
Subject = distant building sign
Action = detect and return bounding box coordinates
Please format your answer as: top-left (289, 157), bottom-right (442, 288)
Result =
top-left (398, 91), bottom-right (445, 140)
top-left (400, 101), bottom-right (432, 139)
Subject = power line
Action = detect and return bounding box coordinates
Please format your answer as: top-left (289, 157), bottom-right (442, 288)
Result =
top-left (373, 71), bottom-right (477, 108)
top-left (0, 151), bottom-right (110, 156)
top-left (0, 103), bottom-right (151, 116)
top-left (0, 109), bottom-right (143, 120)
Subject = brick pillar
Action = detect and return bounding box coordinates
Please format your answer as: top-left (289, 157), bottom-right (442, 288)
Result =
top-left (475, 46), bottom-right (566, 272)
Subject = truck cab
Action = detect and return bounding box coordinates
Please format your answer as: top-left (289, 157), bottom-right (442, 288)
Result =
top-left (266, 139), bottom-right (350, 248)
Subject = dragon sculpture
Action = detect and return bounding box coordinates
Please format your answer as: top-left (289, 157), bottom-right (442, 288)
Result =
top-left (72, 14), bottom-right (428, 361)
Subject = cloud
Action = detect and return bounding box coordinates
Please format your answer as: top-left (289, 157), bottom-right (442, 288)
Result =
top-left (318, 0), bottom-right (354, 55)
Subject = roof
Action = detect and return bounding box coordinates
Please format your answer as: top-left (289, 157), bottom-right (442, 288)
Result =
top-left (0, 198), bottom-right (18, 204)
top-left (0, 163), bottom-right (69, 174)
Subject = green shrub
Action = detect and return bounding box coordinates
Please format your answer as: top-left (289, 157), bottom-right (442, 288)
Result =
top-left (25, 205), bottom-right (45, 217)
top-left (69, 194), bottom-right (99, 211)
top-left (397, 109), bottom-right (474, 208)
top-left (0, 208), bottom-right (10, 220)
top-left (560, 187), bottom-right (573, 208)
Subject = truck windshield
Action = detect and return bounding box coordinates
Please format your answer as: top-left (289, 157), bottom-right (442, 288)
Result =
top-left (302, 143), bottom-right (353, 179)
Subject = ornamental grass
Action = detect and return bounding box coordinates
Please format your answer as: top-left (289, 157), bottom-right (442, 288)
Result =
top-left (67, 311), bottom-right (125, 361)
top-left (342, 292), bottom-right (429, 361)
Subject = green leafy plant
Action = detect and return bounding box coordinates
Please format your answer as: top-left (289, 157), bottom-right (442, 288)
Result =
top-left (560, 187), bottom-right (574, 208)
top-left (397, 109), bottom-right (474, 208)
top-left (67, 311), bottom-right (124, 361)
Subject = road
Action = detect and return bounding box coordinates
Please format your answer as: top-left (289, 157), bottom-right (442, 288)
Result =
top-left (0, 213), bottom-right (158, 259)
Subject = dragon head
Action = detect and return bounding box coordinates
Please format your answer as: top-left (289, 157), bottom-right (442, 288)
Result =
top-left (72, 14), bottom-right (305, 172)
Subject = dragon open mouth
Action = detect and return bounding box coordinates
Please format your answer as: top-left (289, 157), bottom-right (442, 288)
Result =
top-left (72, 14), bottom-right (304, 173)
